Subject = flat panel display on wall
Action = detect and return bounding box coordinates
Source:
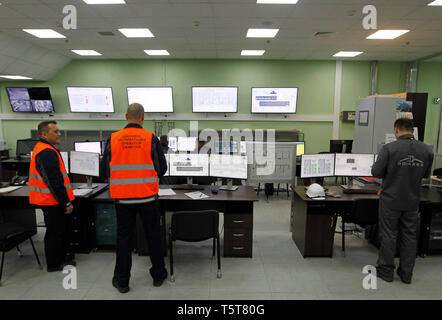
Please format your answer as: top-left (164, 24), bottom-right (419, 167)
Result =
top-left (67, 87), bottom-right (114, 113)
top-left (6, 87), bottom-right (55, 113)
top-left (127, 87), bottom-right (174, 113)
top-left (251, 87), bottom-right (298, 114)
top-left (192, 86), bottom-right (238, 113)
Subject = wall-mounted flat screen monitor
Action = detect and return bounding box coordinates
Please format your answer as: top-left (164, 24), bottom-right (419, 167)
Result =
top-left (192, 86), bottom-right (238, 113)
top-left (300, 153), bottom-right (335, 178)
top-left (210, 154), bottom-right (248, 180)
top-left (252, 87), bottom-right (298, 114)
top-left (6, 87), bottom-right (55, 112)
top-left (334, 154), bottom-right (374, 177)
top-left (177, 136), bottom-right (197, 152)
top-left (69, 151), bottom-right (100, 177)
top-left (67, 87), bottom-right (114, 113)
top-left (127, 87), bottom-right (174, 113)
top-left (74, 141), bottom-right (102, 155)
top-left (169, 153), bottom-right (209, 177)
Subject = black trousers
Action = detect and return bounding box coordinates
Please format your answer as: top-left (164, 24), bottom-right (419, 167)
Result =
top-left (377, 200), bottom-right (419, 278)
top-left (42, 205), bottom-right (69, 268)
top-left (114, 201), bottom-right (166, 287)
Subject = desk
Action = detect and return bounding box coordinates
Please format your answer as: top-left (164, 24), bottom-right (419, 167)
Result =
top-left (1, 158), bottom-right (31, 182)
top-left (291, 185), bottom-right (442, 258)
top-left (92, 186), bottom-right (259, 257)
top-left (0, 183), bottom-right (109, 254)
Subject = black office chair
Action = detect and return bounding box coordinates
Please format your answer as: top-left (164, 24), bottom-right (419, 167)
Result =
top-left (0, 217), bottom-right (43, 285)
top-left (339, 199), bottom-right (379, 256)
top-left (433, 168), bottom-right (442, 177)
top-left (168, 210), bottom-right (221, 282)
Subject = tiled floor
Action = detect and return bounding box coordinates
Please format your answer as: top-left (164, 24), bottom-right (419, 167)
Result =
top-left (1, 194), bottom-right (441, 300)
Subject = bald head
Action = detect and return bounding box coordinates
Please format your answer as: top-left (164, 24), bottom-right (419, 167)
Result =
top-left (126, 103), bottom-right (145, 124)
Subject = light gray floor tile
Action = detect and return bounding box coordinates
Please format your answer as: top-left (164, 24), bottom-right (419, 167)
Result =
top-left (20, 283), bottom-right (89, 300)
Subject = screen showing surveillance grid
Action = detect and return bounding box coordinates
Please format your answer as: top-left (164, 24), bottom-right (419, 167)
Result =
top-left (7, 87), bottom-right (54, 112)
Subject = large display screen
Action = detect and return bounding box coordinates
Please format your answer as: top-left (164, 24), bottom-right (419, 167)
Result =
top-left (67, 87), bottom-right (114, 113)
top-left (300, 153), bottom-right (335, 178)
top-left (192, 87), bottom-right (238, 113)
top-left (252, 87), bottom-right (298, 113)
top-left (127, 87), bottom-right (173, 113)
top-left (334, 154), bottom-right (374, 177)
top-left (74, 141), bottom-right (102, 154)
top-left (69, 151), bottom-right (100, 177)
top-left (6, 87), bottom-right (55, 112)
top-left (169, 154), bottom-right (209, 177)
top-left (177, 137), bottom-right (197, 152)
top-left (210, 154), bottom-right (248, 179)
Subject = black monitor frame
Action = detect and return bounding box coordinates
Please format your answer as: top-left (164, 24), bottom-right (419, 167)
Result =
top-left (16, 139), bottom-right (39, 157)
top-left (6, 87), bottom-right (55, 113)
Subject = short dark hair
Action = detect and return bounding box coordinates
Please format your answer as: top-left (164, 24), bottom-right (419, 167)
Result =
top-left (159, 135), bottom-right (168, 146)
top-left (394, 118), bottom-right (414, 132)
top-left (38, 121), bottom-right (57, 136)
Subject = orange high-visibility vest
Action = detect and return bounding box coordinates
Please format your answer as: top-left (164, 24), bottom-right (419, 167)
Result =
top-left (29, 142), bottom-right (74, 206)
top-left (109, 127), bottom-right (159, 199)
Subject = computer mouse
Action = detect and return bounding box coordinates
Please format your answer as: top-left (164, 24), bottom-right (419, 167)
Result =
top-left (211, 188), bottom-right (219, 194)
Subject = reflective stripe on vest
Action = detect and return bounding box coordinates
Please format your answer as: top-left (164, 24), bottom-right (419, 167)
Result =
top-left (29, 142), bottom-right (75, 206)
top-left (109, 128), bottom-right (159, 199)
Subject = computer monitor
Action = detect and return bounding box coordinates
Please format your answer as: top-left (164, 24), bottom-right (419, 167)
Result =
top-left (74, 141), bottom-right (102, 154)
top-left (251, 87), bottom-right (298, 114)
top-left (334, 154), bottom-right (375, 177)
top-left (16, 139), bottom-right (39, 158)
top-left (192, 86), bottom-right (238, 113)
top-left (169, 153), bottom-right (209, 177)
top-left (295, 142), bottom-right (305, 156)
top-left (69, 151), bottom-right (100, 188)
top-left (177, 137), bottom-right (197, 152)
top-left (214, 140), bottom-right (238, 154)
top-left (126, 87), bottom-right (174, 113)
top-left (210, 154), bottom-right (247, 180)
top-left (168, 136), bottom-right (177, 152)
top-left (6, 87), bottom-right (55, 113)
top-left (67, 87), bottom-right (114, 113)
top-left (60, 152), bottom-right (69, 174)
top-left (300, 153), bottom-right (335, 178)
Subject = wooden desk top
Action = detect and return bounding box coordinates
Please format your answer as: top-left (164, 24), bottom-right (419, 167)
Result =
top-left (92, 185), bottom-right (259, 202)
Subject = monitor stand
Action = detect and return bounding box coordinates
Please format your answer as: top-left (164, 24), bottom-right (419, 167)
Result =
top-left (219, 179), bottom-right (239, 191)
top-left (77, 176), bottom-right (99, 189)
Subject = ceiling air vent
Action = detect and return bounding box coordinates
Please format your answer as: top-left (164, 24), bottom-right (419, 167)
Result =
top-left (98, 31), bottom-right (115, 36)
top-left (314, 32), bottom-right (335, 38)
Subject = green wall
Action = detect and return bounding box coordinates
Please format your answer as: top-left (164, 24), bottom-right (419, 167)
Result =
top-left (0, 59), bottom-right (439, 155)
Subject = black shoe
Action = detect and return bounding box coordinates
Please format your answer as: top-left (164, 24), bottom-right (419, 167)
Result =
top-left (376, 268), bottom-right (393, 282)
top-left (63, 260), bottom-right (77, 267)
top-left (112, 277), bottom-right (130, 294)
top-left (47, 265), bottom-right (63, 272)
top-left (65, 253), bottom-right (75, 261)
top-left (153, 270), bottom-right (168, 287)
top-left (397, 268), bottom-right (412, 284)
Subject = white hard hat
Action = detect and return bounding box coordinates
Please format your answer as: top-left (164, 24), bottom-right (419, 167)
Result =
top-left (306, 183), bottom-right (325, 198)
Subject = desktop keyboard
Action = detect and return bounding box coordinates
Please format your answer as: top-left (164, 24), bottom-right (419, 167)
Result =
top-left (162, 184), bottom-right (205, 191)
top-left (342, 187), bottom-right (378, 194)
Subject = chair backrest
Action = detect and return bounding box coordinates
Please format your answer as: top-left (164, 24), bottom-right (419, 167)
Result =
top-left (350, 199), bottom-right (379, 225)
top-left (433, 168), bottom-right (442, 176)
top-left (171, 210), bottom-right (219, 242)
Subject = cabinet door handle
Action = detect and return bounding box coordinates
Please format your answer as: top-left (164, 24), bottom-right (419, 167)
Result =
top-left (233, 220), bottom-right (244, 223)
top-left (232, 247), bottom-right (244, 250)
top-left (233, 233), bottom-right (244, 237)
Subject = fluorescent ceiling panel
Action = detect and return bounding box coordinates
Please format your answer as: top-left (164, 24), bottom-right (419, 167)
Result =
top-left (366, 30), bottom-right (410, 39)
top-left (246, 28), bottom-right (279, 38)
top-left (0, 75), bottom-right (33, 80)
top-left (241, 50), bottom-right (265, 56)
top-left (83, 0), bottom-right (126, 4)
top-left (333, 51), bottom-right (363, 57)
top-left (144, 50), bottom-right (170, 55)
top-left (257, 0), bottom-right (299, 3)
top-left (23, 29), bottom-right (66, 38)
top-left (428, 0), bottom-right (442, 6)
top-left (118, 28), bottom-right (154, 38)
top-left (71, 50), bottom-right (102, 56)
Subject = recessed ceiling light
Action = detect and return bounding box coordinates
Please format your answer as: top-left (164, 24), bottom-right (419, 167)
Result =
top-left (366, 30), bottom-right (409, 40)
top-left (257, 0), bottom-right (299, 3)
top-left (83, 0), bottom-right (126, 4)
top-left (23, 29), bottom-right (66, 38)
top-left (144, 50), bottom-right (170, 56)
top-left (428, 0), bottom-right (442, 5)
top-left (0, 75), bottom-right (32, 80)
top-left (71, 50), bottom-right (102, 56)
top-left (118, 28), bottom-right (154, 38)
top-left (333, 51), bottom-right (364, 57)
top-left (246, 28), bottom-right (279, 38)
top-left (241, 50), bottom-right (265, 56)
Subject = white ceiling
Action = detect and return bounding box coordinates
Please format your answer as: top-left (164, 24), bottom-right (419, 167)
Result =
top-left (0, 0), bottom-right (441, 70)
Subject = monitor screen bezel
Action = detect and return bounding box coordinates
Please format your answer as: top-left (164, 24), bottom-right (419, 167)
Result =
top-left (209, 154), bottom-right (248, 180)
top-left (126, 86), bottom-right (174, 113)
top-left (191, 86), bottom-right (239, 113)
top-left (66, 86), bottom-right (115, 113)
top-left (300, 153), bottom-right (335, 179)
top-left (334, 153), bottom-right (375, 177)
top-left (251, 87), bottom-right (299, 114)
top-left (6, 87), bottom-right (55, 113)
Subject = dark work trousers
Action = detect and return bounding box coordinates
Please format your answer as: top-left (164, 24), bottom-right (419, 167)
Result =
top-left (114, 201), bottom-right (166, 287)
top-left (377, 200), bottom-right (419, 278)
top-left (41, 205), bottom-right (69, 268)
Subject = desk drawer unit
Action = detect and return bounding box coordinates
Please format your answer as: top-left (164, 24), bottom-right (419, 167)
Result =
top-left (224, 212), bottom-right (253, 257)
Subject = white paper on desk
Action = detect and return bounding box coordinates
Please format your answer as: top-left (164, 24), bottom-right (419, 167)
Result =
top-left (184, 191), bottom-right (209, 200)
top-left (0, 186), bottom-right (22, 194)
top-left (73, 188), bottom-right (93, 197)
top-left (158, 188), bottom-right (176, 196)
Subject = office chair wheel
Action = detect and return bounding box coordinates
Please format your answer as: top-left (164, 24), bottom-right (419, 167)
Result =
top-left (217, 270), bottom-right (222, 279)
top-left (170, 275), bottom-right (175, 282)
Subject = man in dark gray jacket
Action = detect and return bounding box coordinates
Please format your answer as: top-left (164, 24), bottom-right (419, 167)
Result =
top-left (371, 118), bottom-right (433, 284)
